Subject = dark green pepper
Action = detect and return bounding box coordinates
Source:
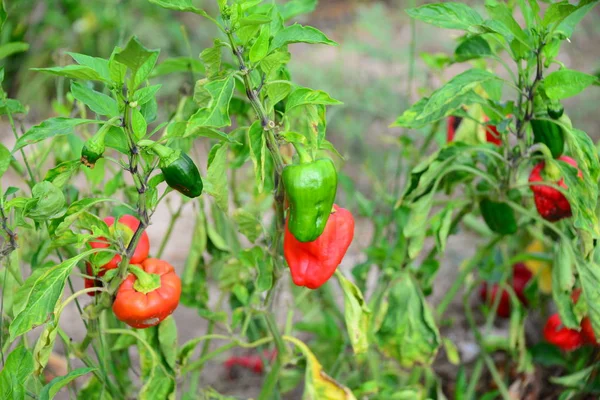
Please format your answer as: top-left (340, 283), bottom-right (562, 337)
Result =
top-left (283, 156), bottom-right (337, 242)
top-left (480, 198), bottom-right (517, 235)
top-left (152, 144), bottom-right (203, 198)
top-left (547, 101), bottom-right (564, 120)
top-left (531, 117), bottom-right (564, 159)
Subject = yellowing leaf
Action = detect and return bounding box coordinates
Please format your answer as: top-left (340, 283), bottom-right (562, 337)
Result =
top-left (283, 336), bottom-right (356, 400)
top-left (524, 240), bottom-right (552, 294)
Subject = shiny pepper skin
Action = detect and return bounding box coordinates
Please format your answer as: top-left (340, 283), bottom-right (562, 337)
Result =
top-left (112, 258), bottom-right (181, 329)
top-left (283, 158), bottom-right (337, 242)
top-left (479, 263), bottom-right (533, 318)
top-left (284, 204), bottom-right (354, 289)
top-left (529, 156), bottom-right (579, 222)
top-left (544, 313), bottom-right (584, 351)
top-left (161, 152), bottom-right (203, 199)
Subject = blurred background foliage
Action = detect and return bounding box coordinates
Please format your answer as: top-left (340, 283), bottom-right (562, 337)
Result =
top-left (1, 0), bottom-right (599, 206)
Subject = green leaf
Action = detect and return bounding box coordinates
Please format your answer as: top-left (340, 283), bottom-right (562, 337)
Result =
top-left (555, 0), bottom-right (599, 39)
top-left (150, 57), bottom-right (203, 77)
top-left (577, 252), bottom-right (600, 342)
top-left (285, 86), bottom-right (342, 112)
top-left (158, 316), bottom-right (178, 371)
top-left (0, 346), bottom-right (34, 400)
top-left (233, 208), bottom-right (263, 243)
top-left (419, 69), bottom-right (498, 122)
top-left (0, 143), bottom-right (10, 179)
top-left (270, 24), bottom-right (337, 52)
top-left (552, 240), bottom-right (578, 329)
top-left (9, 249), bottom-right (97, 340)
top-left (406, 2), bottom-right (483, 32)
top-left (0, 1), bottom-right (6, 31)
top-left (132, 84), bottom-right (162, 105)
top-left (52, 198), bottom-right (112, 237)
top-left (375, 272), bottom-right (441, 367)
top-left (485, 3), bottom-right (532, 49)
top-left (14, 117), bottom-right (100, 151)
top-left (543, 69), bottom-right (598, 100)
top-left (32, 65), bottom-right (107, 82)
top-left (71, 81), bottom-right (119, 117)
top-left (25, 181), bottom-right (66, 221)
top-left (205, 143), bottom-right (229, 212)
top-left (137, 329), bottom-right (176, 400)
top-left (148, 0), bottom-right (211, 18)
top-left (250, 25), bottom-right (270, 63)
top-left (0, 42), bottom-right (29, 59)
top-left (39, 368), bottom-right (95, 400)
top-left (67, 52), bottom-right (111, 82)
top-left (131, 108), bottom-right (148, 139)
top-left (0, 98), bottom-right (26, 115)
top-left (442, 337), bottom-right (460, 365)
top-left (247, 121), bottom-right (267, 193)
top-left (259, 50), bottom-right (291, 77)
top-left (115, 36), bottom-right (158, 74)
top-left (44, 160), bottom-right (81, 188)
top-left (199, 39), bottom-right (224, 78)
top-left (336, 272), bottom-right (371, 354)
top-left (455, 36), bottom-right (492, 62)
top-left (186, 76), bottom-right (234, 129)
top-left (266, 81), bottom-right (292, 111)
top-left (279, 0), bottom-right (317, 20)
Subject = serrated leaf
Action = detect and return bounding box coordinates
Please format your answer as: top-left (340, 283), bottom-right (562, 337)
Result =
top-left (14, 118), bottom-right (100, 151)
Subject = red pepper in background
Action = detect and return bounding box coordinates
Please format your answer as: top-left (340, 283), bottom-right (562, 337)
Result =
top-left (223, 350), bottom-right (277, 379)
top-left (479, 263), bottom-right (533, 318)
top-left (284, 204), bottom-right (354, 289)
top-left (544, 313), bottom-right (584, 351)
top-left (571, 289), bottom-right (598, 345)
top-left (447, 115), bottom-right (502, 145)
top-left (447, 116), bottom-right (462, 143)
top-left (529, 156), bottom-right (580, 222)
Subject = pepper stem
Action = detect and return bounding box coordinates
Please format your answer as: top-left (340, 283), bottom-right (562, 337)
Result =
top-left (291, 142), bottom-right (312, 164)
top-left (129, 265), bottom-right (162, 294)
top-left (147, 143), bottom-right (180, 167)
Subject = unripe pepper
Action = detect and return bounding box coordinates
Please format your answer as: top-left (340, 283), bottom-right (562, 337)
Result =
top-left (81, 118), bottom-right (120, 168)
top-left (151, 143), bottom-right (203, 198)
top-left (479, 263), bottom-right (533, 318)
top-left (112, 258), bottom-right (181, 328)
top-left (543, 313), bottom-right (583, 351)
top-left (479, 198), bottom-right (517, 235)
top-left (282, 153), bottom-right (337, 243)
top-left (531, 117), bottom-right (565, 159)
top-left (284, 204), bottom-right (354, 289)
top-left (529, 156), bottom-right (580, 222)
top-left (547, 101), bottom-right (564, 120)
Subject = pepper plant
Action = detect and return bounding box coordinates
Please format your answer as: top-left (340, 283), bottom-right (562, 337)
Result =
top-left (1, 0), bottom-right (600, 399)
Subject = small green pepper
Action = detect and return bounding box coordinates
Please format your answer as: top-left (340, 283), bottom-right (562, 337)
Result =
top-left (480, 198), bottom-right (517, 235)
top-left (283, 148), bottom-right (337, 242)
top-left (152, 143), bottom-right (203, 198)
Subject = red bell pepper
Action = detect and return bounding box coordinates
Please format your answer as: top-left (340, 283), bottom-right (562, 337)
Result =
top-left (283, 204), bottom-right (354, 289)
